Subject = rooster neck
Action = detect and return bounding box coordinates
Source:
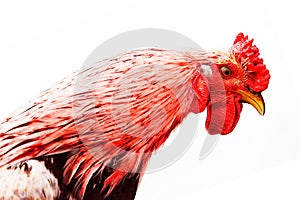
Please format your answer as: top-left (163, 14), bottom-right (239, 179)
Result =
top-left (0, 48), bottom-right (204, 199)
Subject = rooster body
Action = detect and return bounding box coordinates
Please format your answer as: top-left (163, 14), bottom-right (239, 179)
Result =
top-left (0, 33), bottom-right (270, 199)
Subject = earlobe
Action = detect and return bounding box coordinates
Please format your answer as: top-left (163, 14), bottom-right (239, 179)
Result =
top-left (192, 74), bottom-right (210, 112)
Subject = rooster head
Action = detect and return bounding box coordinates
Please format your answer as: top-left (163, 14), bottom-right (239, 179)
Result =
top-left (192, 33), bottom-right (270, 135)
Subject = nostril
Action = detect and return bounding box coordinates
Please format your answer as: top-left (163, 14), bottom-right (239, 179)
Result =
top-left (247, 85), bottom-right (257, 95)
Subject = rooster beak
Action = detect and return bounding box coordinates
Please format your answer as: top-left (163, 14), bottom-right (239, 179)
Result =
top-left (236, 89), bottom-right (265, 115)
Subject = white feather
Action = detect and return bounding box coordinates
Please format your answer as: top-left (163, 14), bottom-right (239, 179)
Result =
top-left (0, 160), bottom-right (60, 200)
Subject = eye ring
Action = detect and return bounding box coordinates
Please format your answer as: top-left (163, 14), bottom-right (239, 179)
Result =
top-left (220, 66), bottom-right (232, 77)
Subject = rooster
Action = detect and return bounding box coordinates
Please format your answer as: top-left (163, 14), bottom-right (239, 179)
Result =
top-left (0, 33), bottom-right (270, 200)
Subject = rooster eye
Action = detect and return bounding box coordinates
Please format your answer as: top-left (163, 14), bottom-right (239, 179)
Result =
top-left (221, 66), bottom-right (232, 77)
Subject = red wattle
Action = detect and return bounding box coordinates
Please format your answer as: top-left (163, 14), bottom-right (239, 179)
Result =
top-left (205, 96), bottom-right (243, 135)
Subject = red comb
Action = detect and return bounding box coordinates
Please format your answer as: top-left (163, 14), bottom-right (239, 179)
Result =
top-left (230, 33), bottom-right (270, 92)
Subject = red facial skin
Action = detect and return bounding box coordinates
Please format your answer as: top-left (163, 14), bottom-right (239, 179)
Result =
top-left (204, 60), bottom-right (247, 135)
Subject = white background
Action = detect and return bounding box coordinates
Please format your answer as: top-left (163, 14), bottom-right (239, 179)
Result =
top-left (0, 0), bottom-right (299, 199)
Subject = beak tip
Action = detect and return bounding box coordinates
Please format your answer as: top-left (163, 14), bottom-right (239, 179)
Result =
top-left (256, 102), bottom-right (265, 116)
top-left (260, 99), bottom-right (265, 116)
